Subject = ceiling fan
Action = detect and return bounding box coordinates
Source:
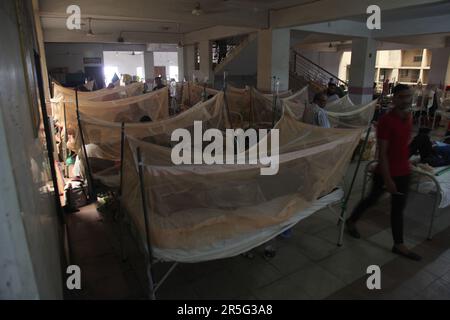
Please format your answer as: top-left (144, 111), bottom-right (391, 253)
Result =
top-left (174, 2), bottom-right (234, 16)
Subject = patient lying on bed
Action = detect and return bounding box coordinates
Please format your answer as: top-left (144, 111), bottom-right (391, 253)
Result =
top-left (410, 127), bottom-right (450, 167)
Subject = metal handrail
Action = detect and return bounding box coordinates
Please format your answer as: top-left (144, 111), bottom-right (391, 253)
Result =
top-left (291, 50), bottom-right (348, 88)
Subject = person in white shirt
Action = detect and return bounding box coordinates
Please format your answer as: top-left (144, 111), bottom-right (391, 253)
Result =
top-left (326, 82), bottom-right (340, 103)
top-left (312, 92), bottom-right (331, 128)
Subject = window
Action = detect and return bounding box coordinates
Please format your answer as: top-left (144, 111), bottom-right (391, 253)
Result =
top-left (413, 55), bottom-right (422, 63)
top-left (169, 66), bottom-right (179, 82)
top-left (399, 69), bottom-right (409, 77)
top-left (399, 69), bottom-right (420, 83)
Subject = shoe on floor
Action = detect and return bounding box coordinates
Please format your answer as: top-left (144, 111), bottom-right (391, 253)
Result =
top-left (392, 246), bottom-right (422, 261)
top-left (345, 221), bottom-right (361, 239)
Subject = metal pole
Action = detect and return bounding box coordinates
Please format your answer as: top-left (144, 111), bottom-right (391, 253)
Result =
top-left (63, 102), bottom-right (68, 162)
top-left (154, 262), bottom-right (179, 292)
top-left (222, 71), bottom-right (232, 128)
top-left (119, 122), bottom-right (126, 198)
top-left (33, 50), bottom-right (65, 225)
top-left (136, 147), bottom-right (156, 300)
top-left (202, 83), bottom-right (207, 102)
top-left (337, 124), bottom-right (373, 246)
top-left (272, 76), bottom-right (277, 128)
top-left (117, 122), bottom-right (127, 261)
top-left (75, 87), bottom-right (96, 201)
top-left (187, 81), bottom-right (191, 107)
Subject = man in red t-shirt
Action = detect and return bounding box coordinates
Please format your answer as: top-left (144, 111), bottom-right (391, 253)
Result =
top-left (346, 84), bottom-right (421, 261)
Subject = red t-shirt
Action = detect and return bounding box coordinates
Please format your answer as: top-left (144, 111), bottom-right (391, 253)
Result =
top-left (376, 111), bottom-right (412, 177)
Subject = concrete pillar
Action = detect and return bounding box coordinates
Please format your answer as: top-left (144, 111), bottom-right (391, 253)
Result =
top-left (199, 40), bottom-right (213, 84)
top-left (257, 28), bottom-right (290, 92)
top-left (428, 47), bottom-right (450, 88)
top-left (177, 46), bottom-right (185, 82)
top-left (257, 29), bottom-right (272, 92)
top-left (348, 38), bottom-right (377, 104)
top-left (272, 28), bottom-right (290, 92)
top-left (183, 45), bottom-right (195, 81)
top-left (144, 51), bottom-right (154, 81)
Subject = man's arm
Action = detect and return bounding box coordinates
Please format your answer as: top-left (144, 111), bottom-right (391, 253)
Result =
top-left (378, 139), bottom-right (398, 194)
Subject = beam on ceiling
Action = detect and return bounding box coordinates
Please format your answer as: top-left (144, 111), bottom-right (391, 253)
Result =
top-left (270, 0), bottom-right (446, 28)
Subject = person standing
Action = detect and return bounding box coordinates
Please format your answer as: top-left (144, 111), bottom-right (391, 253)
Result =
top-left (312, 92), bottom-right (331, 128)
top-left (346, 84), bottom-right (422, 261)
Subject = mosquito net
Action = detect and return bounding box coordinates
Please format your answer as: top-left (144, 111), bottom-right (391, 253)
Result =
top-left (262, 89), bottom-right (293, 100)
top-left (326, 99), bottom-right (377, 128)
top-left (325, 94), bottom-right (355, 111)
top-left (76, 93), bottom-right (230, 187)
top-left (180, 82), bottom-right (220, 108)
top-left (53, 87), bottom-right (170, 132)
top-left (53, 82), bottom-right (144, 101)
top-left (278, 86), bottom-right (310, 121)
top-left (248, 87), bottom-right (280, 127)
top-left (120, 111), bottom-right (362, 261)
top-left (284, 94), bottom-right (377, 128)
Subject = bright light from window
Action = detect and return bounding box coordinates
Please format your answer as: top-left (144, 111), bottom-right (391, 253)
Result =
top-left (169, 66), bottom-right (179, 82)
top-left (104, 66), bottom-right (119, 85)
top-left (136, 67), bottom-right (144, 81)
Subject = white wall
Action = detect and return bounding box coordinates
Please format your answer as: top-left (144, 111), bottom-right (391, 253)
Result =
top-left (103, 51), bottom-right (145, 83)
top-left (220, 38), bottom-right (257, 76)
top-left (376, 50), bottom-right (402, 68)
top-left (1, 0), bottom-right (62, 299)
top-left (153, 51), bottom-right (179, 81)
top-left (45, 43), bottom-right (147, 74)
top-left (299, 50), bottom-right (342, 78)
top-left (338, 51), bottom-right (352, 81)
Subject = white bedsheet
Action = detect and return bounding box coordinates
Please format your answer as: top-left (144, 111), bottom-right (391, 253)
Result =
top-left (416, 167), bottom-right (450, 208)
top-left (152, 188), bottom-right (344, 263)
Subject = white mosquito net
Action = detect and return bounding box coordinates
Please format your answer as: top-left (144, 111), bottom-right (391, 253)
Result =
top-left (325, 94), bottom-right (355, 112)
top-left (53, 87), bottom-right (170, 132)
top-left (53, 82), bottom-right (144, 102)
top-left (285, 94), bottom-right (377, 128)
top-left (76, 93), bottom-right (230, 187)
top-left (120, 111), bottom-right (362, 262)
top-left (181, 82), bottom-right (220, 108)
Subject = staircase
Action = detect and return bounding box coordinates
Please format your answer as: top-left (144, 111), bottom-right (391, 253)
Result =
top-left (213, 33), bottom-right (258, 75)
top-left (290, 50), bottom-right (348, 92)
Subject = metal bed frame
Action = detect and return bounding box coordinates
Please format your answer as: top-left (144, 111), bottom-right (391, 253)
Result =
top-left (360, 160), bottom-right (444, 240)
top-left (117, 125), bottom-right (371, 299)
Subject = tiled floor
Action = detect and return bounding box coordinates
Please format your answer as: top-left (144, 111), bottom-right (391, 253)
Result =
top-left (64, 161), bottom-right (450, 300)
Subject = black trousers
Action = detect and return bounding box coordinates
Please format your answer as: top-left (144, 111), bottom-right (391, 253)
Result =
top-left (348, 173), bottom-right (410, 244)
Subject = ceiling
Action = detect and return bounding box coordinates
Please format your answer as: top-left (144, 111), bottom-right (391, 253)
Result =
top-left (348, 1), bottom-right (450, 23)
top-left (39, 0), bottom-right (320, 43)
top-left (38, 0), bottom-right (450, 46)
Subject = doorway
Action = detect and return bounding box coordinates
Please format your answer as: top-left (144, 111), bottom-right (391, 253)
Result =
top-left (84, 66), bottom-right (105, 90)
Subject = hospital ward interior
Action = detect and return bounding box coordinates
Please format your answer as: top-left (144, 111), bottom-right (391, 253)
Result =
top-left (3, 0), bottom-right (450, 301)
